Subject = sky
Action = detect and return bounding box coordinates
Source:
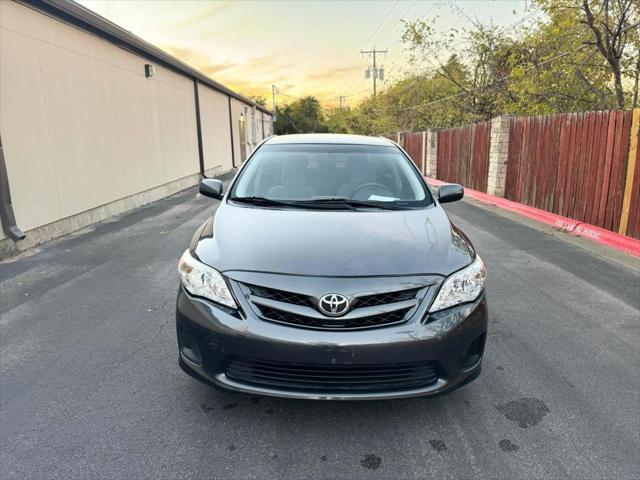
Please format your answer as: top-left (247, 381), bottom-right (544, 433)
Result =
top-left (77, 0), bottom-right (539, 108)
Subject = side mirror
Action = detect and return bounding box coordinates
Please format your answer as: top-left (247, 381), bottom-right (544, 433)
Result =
top-left (199, 178), bottom-right (223, 199)
top-left (438, 183), bottom-right (464, 203)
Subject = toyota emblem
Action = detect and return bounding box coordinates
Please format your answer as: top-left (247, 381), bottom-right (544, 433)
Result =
top-left (318, 293), bottom-right (350, 317)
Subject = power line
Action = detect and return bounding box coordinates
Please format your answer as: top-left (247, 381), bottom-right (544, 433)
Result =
top-left (338, 57), bottom-right (363, 99)
top-left (338, 0), bottom-right (400, 97)
top-left (333, 88), bottom-right (370, 108)
top-left (338, 1), bottom-right (546, 104)
top-left (501, 7), bottom-right (543, 33)
top-left (448, 0), bottom-right (479, 28)
top-left (329, 87), bottom-right (370, 109)
top-left (276, 88), bottom-right (298, 99)
top-left (383, 1), bottom-right (442, 51)
top-left (376, 0), bottom-right (418, 46)
top-left (360, 0), bottom-right (400, 50)
top-left (398, 44), bottom-right (590, 112)
top-left (360, 0), bottom-right (436, 93)
top-left (380, 4), bottom-right (548, 99)
top-left (368, 0), bottom-right (443, 95)
top-left (274, 86), bottom-right (337, 105)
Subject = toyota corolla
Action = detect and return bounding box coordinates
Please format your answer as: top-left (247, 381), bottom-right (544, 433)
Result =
top-left (176, 134), bottom-right (487, 400)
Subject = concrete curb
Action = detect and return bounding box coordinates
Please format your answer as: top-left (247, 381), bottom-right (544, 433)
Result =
top-left (427, 177), bottom-right (640, 258)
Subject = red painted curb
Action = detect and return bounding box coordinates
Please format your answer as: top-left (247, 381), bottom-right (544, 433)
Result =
top-left (426, 177), bottom-right (640, 258)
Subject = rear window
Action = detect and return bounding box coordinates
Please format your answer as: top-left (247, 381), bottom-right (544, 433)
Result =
top-left (230, 143), bottom-right (432, 208)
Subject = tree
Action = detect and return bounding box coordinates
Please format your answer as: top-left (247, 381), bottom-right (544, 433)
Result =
top-left (337, 0), bottom-right (639, 134)
top-left (578, 0), bottom-right (639, 108)
top-left (502, 5), bottom-right (615, 113)
top-left (269, 1), bottom-right (638, 135)
top-left (248, 95), bottom-right (268, 107)
top-left (401, 19), bottom-right (510, 121)
top-left (324, 106), bottom-right (358, 134)
top-left (274, 96), bottom-right (328, 134)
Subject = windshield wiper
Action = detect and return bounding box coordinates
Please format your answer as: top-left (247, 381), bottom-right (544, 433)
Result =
top-left (294, 197), bottom-right (406, 210)
top-left (230, 196), bottom-right (357, 210)
top-left (230, 196), bottom-right (406, 210)
top-left (228, 196), bottom-right (301, 208)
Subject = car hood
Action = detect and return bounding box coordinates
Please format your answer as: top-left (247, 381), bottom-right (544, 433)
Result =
top-left (192, 203), bottom-right (473, 277)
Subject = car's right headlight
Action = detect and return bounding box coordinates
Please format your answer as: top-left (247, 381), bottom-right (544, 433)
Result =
top-left (429, 255), bottom-right (486, 312)
top-left (178, 249), bottom-right (237, 309)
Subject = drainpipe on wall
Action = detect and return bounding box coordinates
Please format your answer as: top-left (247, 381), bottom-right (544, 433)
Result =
top-left (193, 79), bottom-right (206, 178)
top-left (228, 97), bottom-right (235, 168)
top-left (0, 135), bottom-right (25, 242)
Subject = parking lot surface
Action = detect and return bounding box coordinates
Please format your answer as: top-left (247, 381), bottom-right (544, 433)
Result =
top-left (1, 185), bottom-right (639, 479)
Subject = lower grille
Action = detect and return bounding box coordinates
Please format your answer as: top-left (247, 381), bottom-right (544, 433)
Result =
top-left (258, 306), bottom-right (411, 330)
top-left (225, 358), bottom-right (439, 393)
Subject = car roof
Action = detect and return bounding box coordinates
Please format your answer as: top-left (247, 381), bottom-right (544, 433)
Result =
top-left (264, 134), bottom-right (396, 146)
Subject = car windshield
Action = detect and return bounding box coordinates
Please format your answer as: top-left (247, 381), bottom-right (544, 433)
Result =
top-left (229, 143), bottom-right (432, 209)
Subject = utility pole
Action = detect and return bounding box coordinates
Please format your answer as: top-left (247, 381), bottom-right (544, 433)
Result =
top-left (361, 47), bottom-right (387, 97)
top-left (271, 85), bottom-right (277, 120)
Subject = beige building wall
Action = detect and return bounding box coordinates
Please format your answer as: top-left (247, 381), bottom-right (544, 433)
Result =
top-left (230, 99), bottom-right (270, 163)
top-left (199, 84), bottom-right (233, 173)
top-left (230, 98), bottom-right (247, 163)
top-left (252, 107), bottom-right (261, 146)
top-left (0, 1), bottom-right (201, 240)
top-left (246, 106), bottom-right (266, 152)
top-left (262, 111), bottom-right (273, 138)
top-left (247, 106), bottom-right (257, 149)
top-left (0, 1), bottom-right (270, 251)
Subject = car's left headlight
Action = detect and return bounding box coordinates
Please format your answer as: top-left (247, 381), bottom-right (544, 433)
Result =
top-left (178, 249), bottom-right (237, 309)
top-left (429, 255), bottom-right (486, 312)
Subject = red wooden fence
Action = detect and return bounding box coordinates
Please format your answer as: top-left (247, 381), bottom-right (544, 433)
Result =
top-left (627, 131), bottom-right (640, 238)
top-left (399, 132), bottom-right (424, 172)
top-left (436, 121), bottom-right (491, 192)
top-left (504, 111), bottom-right (635, 236)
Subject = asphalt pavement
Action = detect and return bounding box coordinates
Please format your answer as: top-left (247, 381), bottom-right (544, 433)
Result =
top-left (1, 183), bottom-right (639, 480)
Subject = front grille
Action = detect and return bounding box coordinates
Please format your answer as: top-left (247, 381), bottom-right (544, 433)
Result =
top-left (247, 285), bottom-right (311, 307)
top-left (259, 306), bottom-right (411, 330)
top-left (225, 358), bottom-right (439, 393)
top-left (246, 283), bottom-right (423, 331)
top-left (355, 288), bottom-right (421, 308)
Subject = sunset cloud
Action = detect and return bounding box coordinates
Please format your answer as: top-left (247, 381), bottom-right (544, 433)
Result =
top-left (305, 66), bottom-right (354, 82)
top-left (169, 1), bottom-right (235, 29)
top-left (78, 1), bottom-right (528, 106)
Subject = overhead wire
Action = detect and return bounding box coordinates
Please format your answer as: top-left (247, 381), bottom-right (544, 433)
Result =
top-left (338, 1), bottom-right (547, 106)
top-left (376, 0), bottom-right (418, 46)
top-left (381, 3), bottom-right (548, 98)
top-left (383, 1), bottom-right (441, 51)
top-left (338, 0), bottom-right (400, 97)
top-left (377, 1), bottom-right (444, 90)
top-left (398, 44), bottom-right (590, 111)
top-left (275, 88), bottom-right (298, 99)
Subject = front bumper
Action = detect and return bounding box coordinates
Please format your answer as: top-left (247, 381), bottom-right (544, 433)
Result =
top-left (176, 286), bottom-right (488, 400)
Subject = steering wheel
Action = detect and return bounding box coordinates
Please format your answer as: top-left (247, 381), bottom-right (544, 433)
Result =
top-left (351, 182), bottom-right (393, 200)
